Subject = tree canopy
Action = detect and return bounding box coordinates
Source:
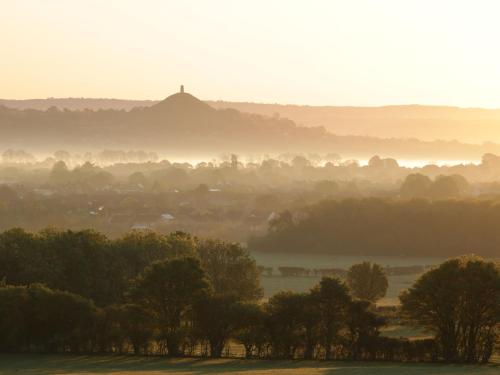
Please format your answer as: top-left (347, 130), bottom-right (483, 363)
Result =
top-left (347, 262), bottom-right (388, 302)
top-left (250, 198), bottom-right (500, 257)
top-left (400, 256), bottom-right (500, 363)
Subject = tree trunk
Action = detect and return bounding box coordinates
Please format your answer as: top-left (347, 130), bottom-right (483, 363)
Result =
top-left (210, 341), bottom-right (224, 358)
top-left (244, 344), bottom-right (253, 359)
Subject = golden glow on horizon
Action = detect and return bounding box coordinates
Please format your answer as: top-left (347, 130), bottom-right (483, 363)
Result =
top-left (1, 0), bottom-right (500, 107)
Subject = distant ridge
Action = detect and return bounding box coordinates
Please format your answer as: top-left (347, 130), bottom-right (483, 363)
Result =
top-left (0, 89), bottom-right (332, 156)
top-left (2, 97), bottom-right (500, 144)
top-left (3, 90), bottom-right (500, 160)
top-left (0, 98), bottom-right (156, 111)
top-left (207, 101), bottom-right (500, 144)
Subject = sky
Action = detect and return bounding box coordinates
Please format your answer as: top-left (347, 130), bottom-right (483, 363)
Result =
top-left (2, 0), bottom-right (500, 107)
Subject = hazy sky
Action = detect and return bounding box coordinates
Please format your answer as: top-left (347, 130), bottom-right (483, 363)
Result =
top-left (2, 0), bottom-right (500, 107)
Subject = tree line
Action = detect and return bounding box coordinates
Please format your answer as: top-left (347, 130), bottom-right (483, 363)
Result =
top-left (0, 229), bottom-right (261, 306)
top-left (8, 149), bottom-right (500, 193)
top-left (0, 229), bottom-right (498, 362)
top-left (251, 198), bottom-right (500, 257)
top-left (270, 264), bottom-right (427, 278)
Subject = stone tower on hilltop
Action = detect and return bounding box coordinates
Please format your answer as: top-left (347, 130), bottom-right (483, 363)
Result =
top-left (180, 85), bottom-right (184, 93)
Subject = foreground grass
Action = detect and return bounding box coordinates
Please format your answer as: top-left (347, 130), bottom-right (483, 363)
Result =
top-left (0, 355), bottom-right (498, 375)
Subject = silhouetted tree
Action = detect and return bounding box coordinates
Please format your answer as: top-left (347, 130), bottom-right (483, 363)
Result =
top-left (400, 173), bottom-right (432, 199)
top-left (400, 256), bottom-right (500, 363)
top-left (49, 161), bottom-right (71, 185)
top-left (313, 277), bottom-right (351, 360)
top-left (196, 239), bottom-right (262, 301)
top-left (119, 304), bottom-right (154, 355)
top-left (0, 284), bottom-right (97, 353)
top-left (347, 262), bottom-right (388, 302)
top-left (265, 291), bottom-right (306, 359)
top-left (344, 300), bottom-right (385, 360)
top-left (428, 175), bottom-right (460, 200)
top-left (132, 257), bottom-right (209, 357)
top-left (234, 303), bottom-right (267, 358)
top-left (192, 295), bottom-right (244, 358)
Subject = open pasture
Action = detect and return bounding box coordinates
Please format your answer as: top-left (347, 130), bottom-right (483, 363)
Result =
top-left (252, 252), bottom-right (443, 304)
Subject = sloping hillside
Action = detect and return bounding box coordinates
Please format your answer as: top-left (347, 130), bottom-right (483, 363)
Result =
top-left (4, 97), bottom-right (500, 144)
top-left (3, 92), bottom-right (500, 159)
top-left (207, 101), bottom-right (500, 144)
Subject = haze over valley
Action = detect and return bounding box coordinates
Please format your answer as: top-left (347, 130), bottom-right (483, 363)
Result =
top-left (3, 90), bottom-right (500, 162)
top-left (1, 1), bottom-right (499, 371)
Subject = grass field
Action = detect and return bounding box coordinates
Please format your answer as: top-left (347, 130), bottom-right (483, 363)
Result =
top-left (260, 274), bottom-right (416, 305)
top-left (253, 252), bottom-right (443, 305)
top-left (0, 355), bottom-right (498, 375)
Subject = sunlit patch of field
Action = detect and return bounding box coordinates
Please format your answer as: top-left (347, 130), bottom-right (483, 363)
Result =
top-left (0, 355), bottom-right (498, 375)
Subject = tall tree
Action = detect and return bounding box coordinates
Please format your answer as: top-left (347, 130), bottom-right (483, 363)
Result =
top-left (400, 256), bottom-right (500, 363)
top-left (347, 262), bottom-right (388, 302)
top-left (132, 257), bottom-right (209, 357)
top-left (192, 295), bottom-right (245, 358)
top-left (265, 291), bottom-right (306, 359)
top-left (400, 173), bottom-right (432, 199)
top-left (196, 239), bottom-right (262, 301)
top-left (296, 292), bottom-right (322, 360)
top-left (117, 304), bottom-right (154, 355)
top-left (0, 284), bottom-right (97, 353)
top-left (312, 277), bottom-right (351, 360)
top-left (344, 300), bottom-right (385, 360)
top-left (234, 303), bottom-right (267, 359)
top-left (38, 228), bottom-right (111, 306)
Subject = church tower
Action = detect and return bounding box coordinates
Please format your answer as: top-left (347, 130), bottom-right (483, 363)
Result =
top-left (180, 85), bottom-right (184, 93)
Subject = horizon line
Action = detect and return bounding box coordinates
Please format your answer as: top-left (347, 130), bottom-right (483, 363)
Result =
top-left (2, 95), bottom-right (500, 111)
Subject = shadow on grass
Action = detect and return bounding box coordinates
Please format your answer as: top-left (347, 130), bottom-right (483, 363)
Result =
top-left (0, 354), bottom-right (498, 375)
